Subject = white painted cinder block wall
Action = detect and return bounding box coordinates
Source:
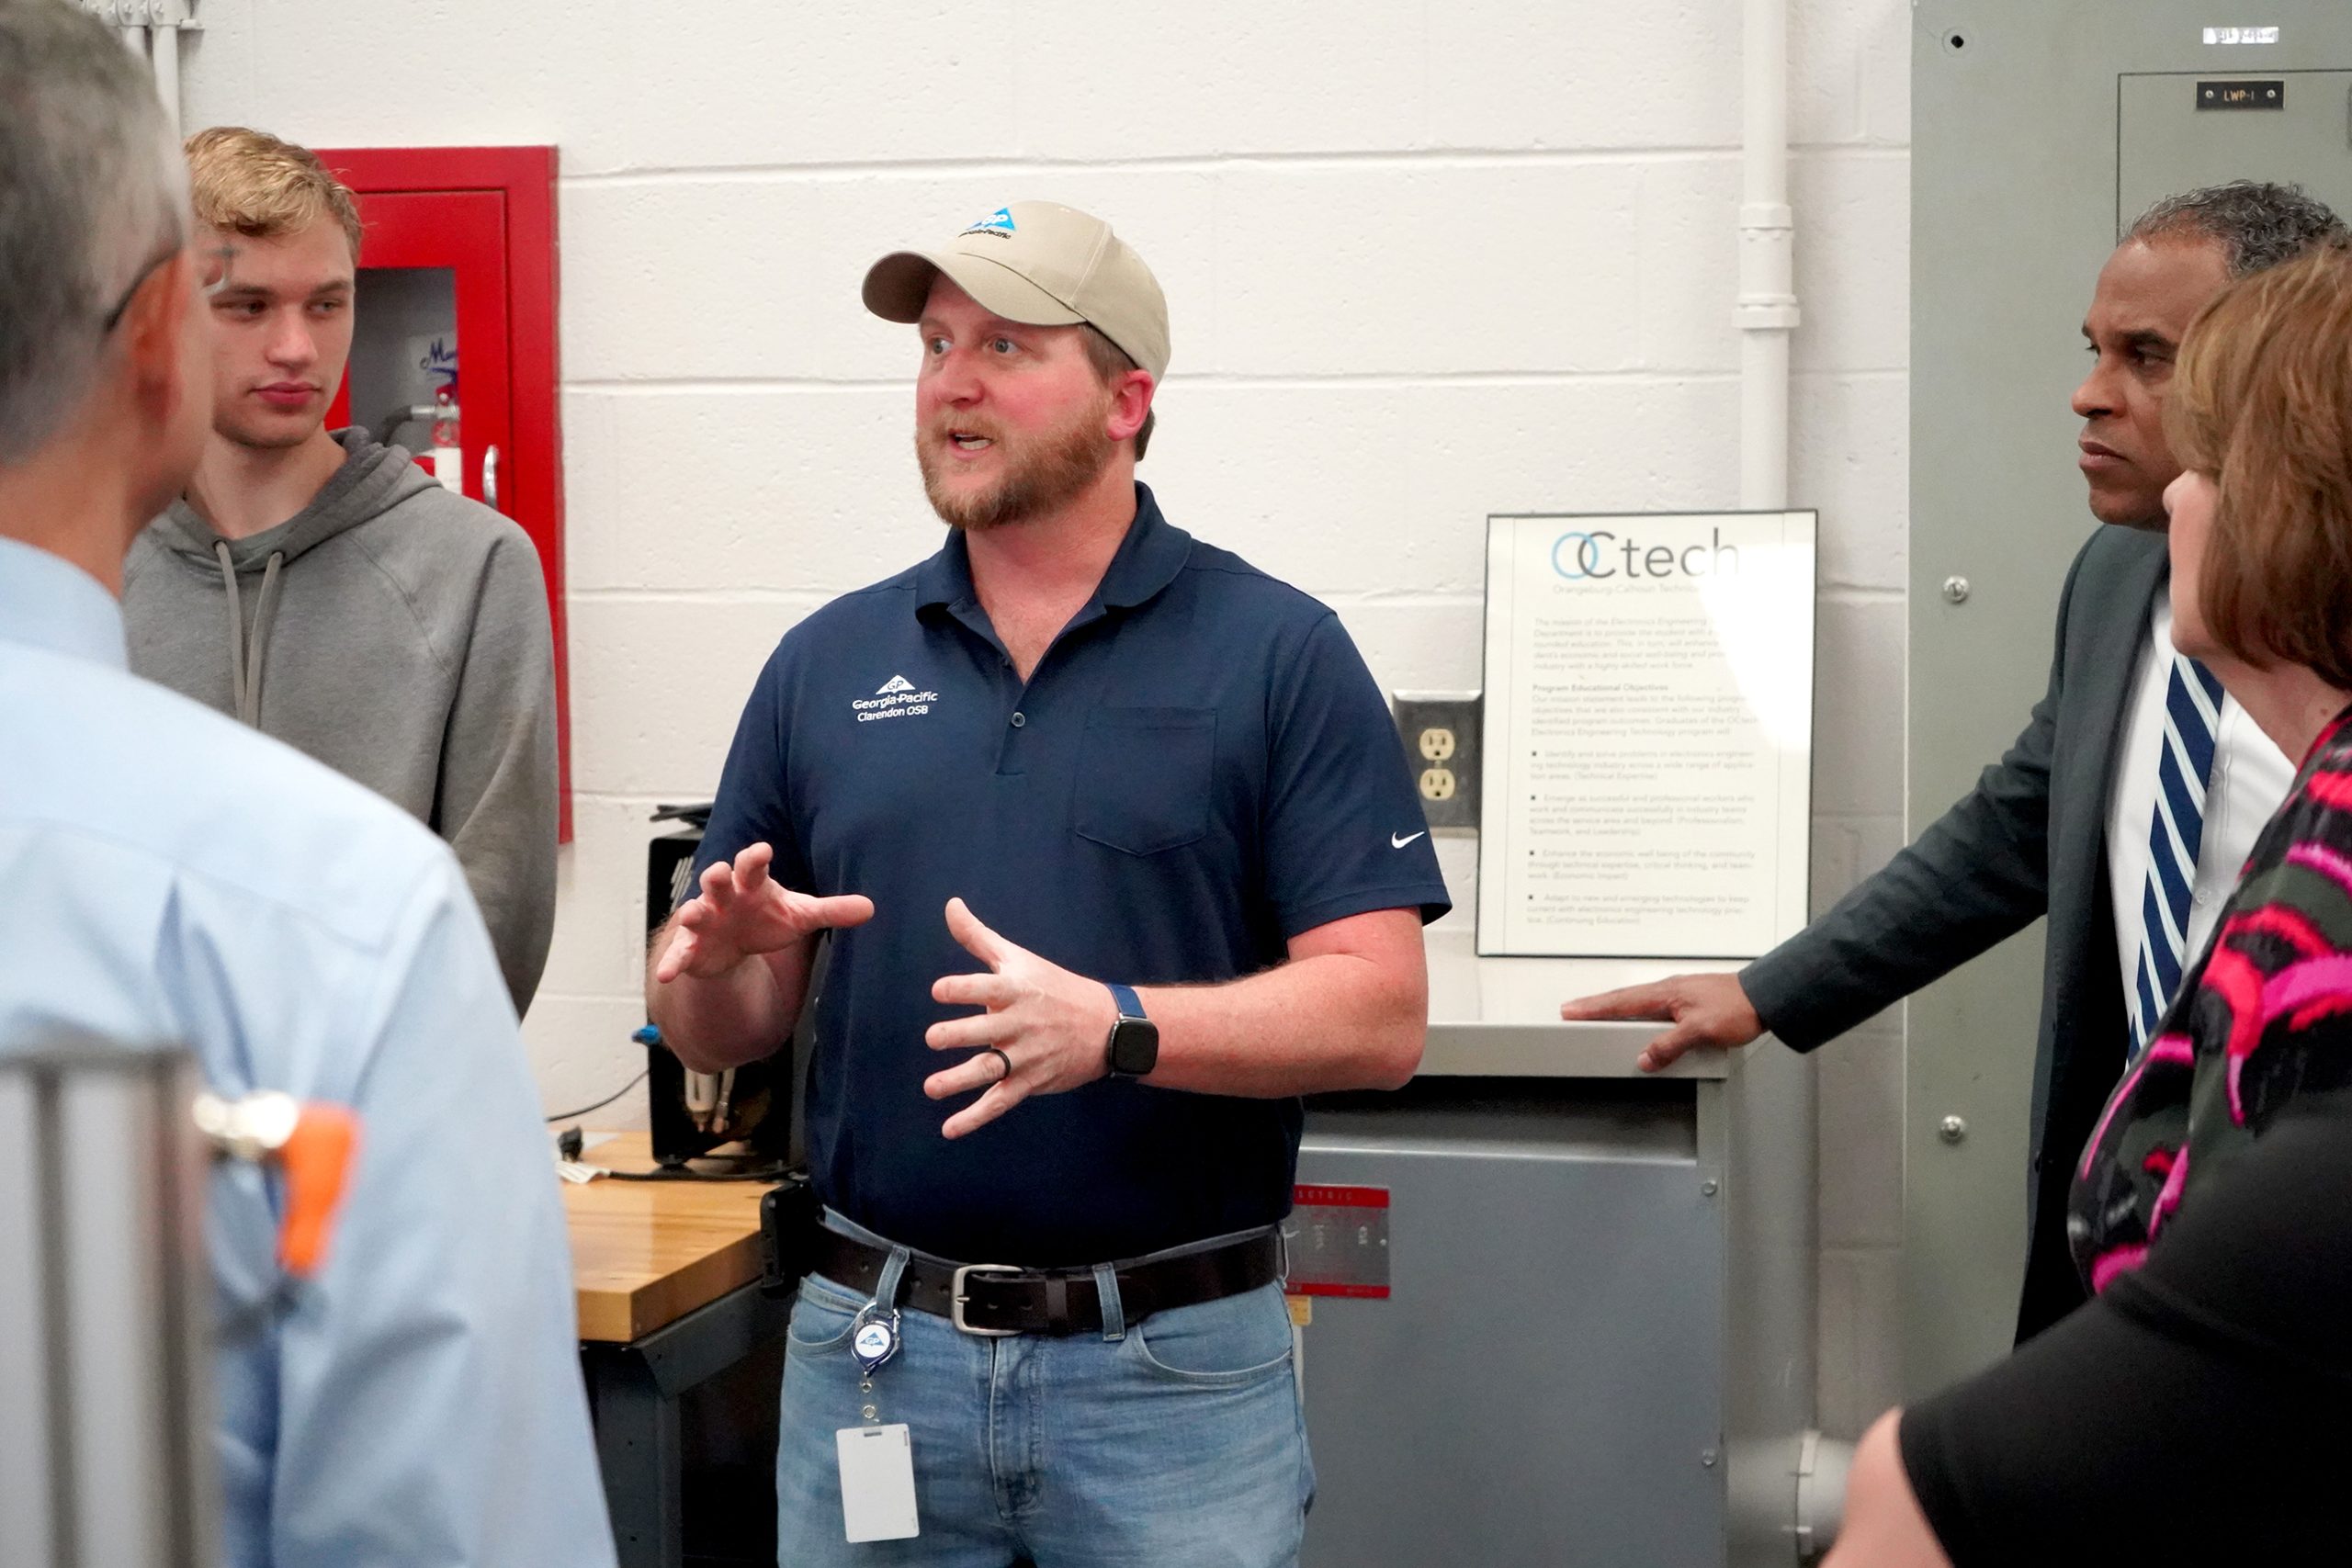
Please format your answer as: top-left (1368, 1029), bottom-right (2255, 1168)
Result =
top-left (182, 0), bottom-right (1912, 1436)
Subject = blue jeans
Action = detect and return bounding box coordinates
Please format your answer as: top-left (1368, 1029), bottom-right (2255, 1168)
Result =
top-left (774, 1218), bottom-right (1313, 1567)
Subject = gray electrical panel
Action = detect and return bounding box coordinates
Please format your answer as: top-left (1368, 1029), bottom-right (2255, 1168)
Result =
top-left (2119, 71), bottom-right (2352, 222)
top-left (1298, 1079), bottom-right (1724, 1567)
top-left (1912, 4), bottom-right (2352, 1393)
top-left (1294, 934), bottom-right (1815, 1567)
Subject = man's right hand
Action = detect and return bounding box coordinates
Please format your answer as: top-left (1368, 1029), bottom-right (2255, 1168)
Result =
top-left (651, 842), bottom-right (874, 984)
top-left (1559, 972), bottom-right (1763, 1073)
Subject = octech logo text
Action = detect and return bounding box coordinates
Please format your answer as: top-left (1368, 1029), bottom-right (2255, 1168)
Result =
top-left (1551, 528), bottom-right (1743, 581)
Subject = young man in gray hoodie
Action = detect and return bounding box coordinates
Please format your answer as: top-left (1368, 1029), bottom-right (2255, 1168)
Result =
top-left (124, 128), bottom-right (557, 1013)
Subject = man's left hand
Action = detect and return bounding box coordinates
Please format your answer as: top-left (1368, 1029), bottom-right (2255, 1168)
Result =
top-left (923, 897), bottom-right (1119, 1139)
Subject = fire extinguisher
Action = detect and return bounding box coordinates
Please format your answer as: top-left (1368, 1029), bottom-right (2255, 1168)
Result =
top-left (426, 377), bottom-right (462, 495)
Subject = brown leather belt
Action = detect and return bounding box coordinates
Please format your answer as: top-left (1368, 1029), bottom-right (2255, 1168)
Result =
top-left (808, 1226), bottom-right (1280, 1337)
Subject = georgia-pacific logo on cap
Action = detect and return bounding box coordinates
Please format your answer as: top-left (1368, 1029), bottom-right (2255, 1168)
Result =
top-left (961, 208), bottom-right (1017, 238)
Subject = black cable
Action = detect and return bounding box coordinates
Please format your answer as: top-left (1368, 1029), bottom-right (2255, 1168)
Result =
top-left (543, 1068), bottom-right (648, 1123)
top-left (605, 1163), bottom-right (786, 1183)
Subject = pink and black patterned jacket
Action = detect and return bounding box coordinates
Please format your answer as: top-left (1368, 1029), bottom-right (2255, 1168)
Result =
top-left (2071, 705), bottom-right (2352, 1289)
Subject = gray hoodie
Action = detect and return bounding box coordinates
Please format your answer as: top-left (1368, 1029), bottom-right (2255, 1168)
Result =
top-left (123, 430), bottom-right (557, 1013)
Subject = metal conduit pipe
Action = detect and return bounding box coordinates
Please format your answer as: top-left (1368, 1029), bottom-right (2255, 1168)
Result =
top-left (148, 7), bottom-right (183, 141)
top-left (1793, 1427), bottom-right (1855, 1561)
top-left (1739, 0), bottom-right (1858, 1557)
top-left (1740, 0), bottom-right (1801, 511)
top-left (85, 1), bottom-right (191, 139)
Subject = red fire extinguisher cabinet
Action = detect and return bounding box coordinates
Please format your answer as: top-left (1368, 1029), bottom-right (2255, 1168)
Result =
top-left (317, 144), bottom-right (571, 840)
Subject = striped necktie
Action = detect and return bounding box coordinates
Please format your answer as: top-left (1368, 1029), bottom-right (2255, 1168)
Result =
top-left (2129, 655), bottom-right (2228, 1055)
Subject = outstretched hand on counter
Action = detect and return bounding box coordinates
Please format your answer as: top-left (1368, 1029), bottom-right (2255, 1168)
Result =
top-left (1559, 971), bottom-right (1763, 1073)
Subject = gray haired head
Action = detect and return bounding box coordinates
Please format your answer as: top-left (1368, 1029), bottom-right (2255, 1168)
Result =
top-left (2123, 180), bottom-right (2349, 278)
top-left (0, 0), bottom-right (187, 464)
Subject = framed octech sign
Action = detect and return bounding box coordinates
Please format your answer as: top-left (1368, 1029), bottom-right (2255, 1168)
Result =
top-left (1476, 510), bottom-right (1817, 959)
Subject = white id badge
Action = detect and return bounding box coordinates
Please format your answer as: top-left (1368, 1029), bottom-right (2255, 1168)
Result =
top-left (836, 1424), bottom-right (920, 1542)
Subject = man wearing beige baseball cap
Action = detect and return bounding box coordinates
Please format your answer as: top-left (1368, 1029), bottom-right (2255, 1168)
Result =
top-left (648, 200), bottom-right (1448, 1565)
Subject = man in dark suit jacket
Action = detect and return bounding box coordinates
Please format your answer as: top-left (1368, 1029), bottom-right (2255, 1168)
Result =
top-left (1566, 183), bottom-right (2346, 1341)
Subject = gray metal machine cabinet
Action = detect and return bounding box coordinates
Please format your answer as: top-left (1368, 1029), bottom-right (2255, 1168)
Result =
top-left (1911, 2), bottom-right (2352, 1393)
top-left (1295, 931), bottom-right (1815, 1568)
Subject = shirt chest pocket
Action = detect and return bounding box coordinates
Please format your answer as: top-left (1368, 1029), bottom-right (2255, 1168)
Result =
top-left (1071, 706), bottom-right (1217, 856)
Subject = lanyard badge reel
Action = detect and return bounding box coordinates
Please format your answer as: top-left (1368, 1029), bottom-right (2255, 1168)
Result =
top-left (836, 1246), bottom-right (919, 1541)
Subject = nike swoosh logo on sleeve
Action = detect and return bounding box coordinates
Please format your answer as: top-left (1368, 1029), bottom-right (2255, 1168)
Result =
top-left (1391, 831), bottom-right (1427, 849)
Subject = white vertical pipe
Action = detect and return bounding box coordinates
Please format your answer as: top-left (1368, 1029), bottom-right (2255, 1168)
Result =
top-left (148, 17), bottom-right (182, 141)
top-left (1741, 1), bottom-right (1851, 1558)
top-left (1739, 0), bottom-right (1799, 512)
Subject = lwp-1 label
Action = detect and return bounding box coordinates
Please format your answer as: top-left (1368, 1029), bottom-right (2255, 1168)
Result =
top-left (1283, 1184), bottom-right (1390, 1298)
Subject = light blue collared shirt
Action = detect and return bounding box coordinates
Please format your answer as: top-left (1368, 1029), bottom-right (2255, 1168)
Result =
top-left (0, 536), bottom-right (614, 1567)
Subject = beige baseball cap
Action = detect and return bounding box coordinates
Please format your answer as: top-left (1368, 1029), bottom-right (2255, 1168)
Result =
top-left (862, 201), bottom-right (1170, 380)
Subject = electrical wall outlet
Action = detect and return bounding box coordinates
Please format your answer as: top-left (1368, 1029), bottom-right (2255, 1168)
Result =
top-left (1390, 692), bottom-right (1482, 830)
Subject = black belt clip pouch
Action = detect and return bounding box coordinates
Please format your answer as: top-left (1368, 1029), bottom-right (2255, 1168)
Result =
top-left (758, 1171), bottom-right (820, 1299)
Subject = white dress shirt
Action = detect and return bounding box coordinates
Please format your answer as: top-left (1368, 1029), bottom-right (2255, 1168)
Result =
top-left (2107, 592), bottom-right (2295, 1015)
top-left (0, 536), bottom-right (614, 1568)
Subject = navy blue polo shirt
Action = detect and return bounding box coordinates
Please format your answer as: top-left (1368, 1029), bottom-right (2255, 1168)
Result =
top-left (693, 483), bottom-right (1450, 1264)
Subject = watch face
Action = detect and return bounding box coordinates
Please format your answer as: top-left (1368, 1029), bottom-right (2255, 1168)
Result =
top-left (1108, 1017), bottom-right (1160, 1077)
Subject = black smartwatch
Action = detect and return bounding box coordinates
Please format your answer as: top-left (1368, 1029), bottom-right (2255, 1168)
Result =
top-left (1103, 982), bottom-right (1159, 1077)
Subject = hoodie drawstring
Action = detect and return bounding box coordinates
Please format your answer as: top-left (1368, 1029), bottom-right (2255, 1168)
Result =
top-left (213, 539), bottom-right (286, 728)
top-left (213, 541), bottom-right (243, 716)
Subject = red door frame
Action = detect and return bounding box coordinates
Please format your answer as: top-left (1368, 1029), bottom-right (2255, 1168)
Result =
top-left (317, 145), bottom-right (571, 841)
top-left (343, 190), bottom-right (511, 503)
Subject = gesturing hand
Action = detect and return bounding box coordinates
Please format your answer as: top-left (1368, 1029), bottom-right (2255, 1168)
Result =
top-left (651, 842), bottom-right (875, 984)
top-left (1559, 971), bottom-right (1764, 1073)
top-left (922, 897), bottom-right (1119, 1140)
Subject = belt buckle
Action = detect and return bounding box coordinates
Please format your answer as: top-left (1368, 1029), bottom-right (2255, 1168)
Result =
top-left (950, 1263), bottom-right (1023, 1337)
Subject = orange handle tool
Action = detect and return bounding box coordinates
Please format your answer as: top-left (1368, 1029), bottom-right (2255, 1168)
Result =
top-left (274, 1104), bottom-right (360, 1279)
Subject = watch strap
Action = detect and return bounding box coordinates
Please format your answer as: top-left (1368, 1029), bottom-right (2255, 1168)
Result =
top-left (1107, 980), bottom-right (1146, 1021)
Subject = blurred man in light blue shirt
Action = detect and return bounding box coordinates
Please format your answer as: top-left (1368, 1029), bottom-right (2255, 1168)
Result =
top-left (0, 5), bottom-right (614, 1563)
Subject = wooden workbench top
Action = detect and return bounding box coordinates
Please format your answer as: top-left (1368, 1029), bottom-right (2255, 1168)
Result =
top-left (562, 1132), bottom-right (775, 1344)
